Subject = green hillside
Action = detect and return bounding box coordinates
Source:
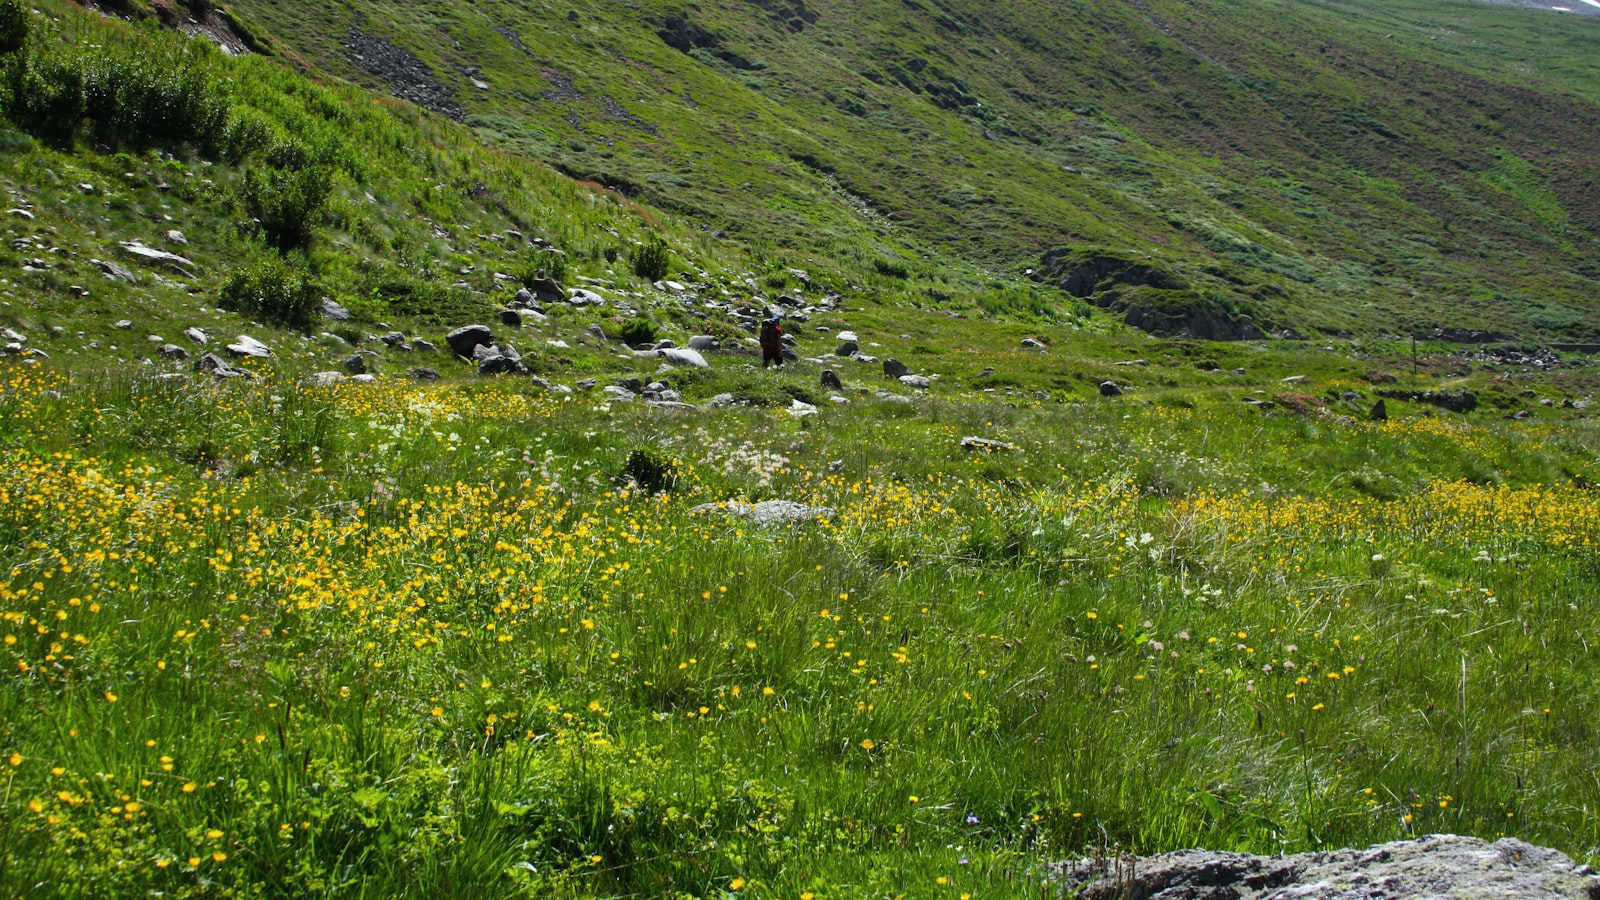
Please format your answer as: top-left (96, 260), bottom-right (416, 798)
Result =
top-left (216, 0), bottom-right (1600, 340)
top-left (3, 1), bottom-right (1600, 896)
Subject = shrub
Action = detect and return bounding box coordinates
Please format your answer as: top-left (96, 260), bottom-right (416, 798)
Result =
top-left (620, 448), bottom-right (678, 495)
top-left (219, 257), bottom-right (320, 329)
top-left (874, 258), bottom-right (910, 279)
top-left (608, 316), bottom-right (658, 347)
top-left (632, 235), bottom-right (671, 281)
top-left (3, 50), bottom-right (85, 146)
top-left (516, 249), bottom-right (567, 288)
top-left (81, 44), bottom-right (228, 150)
top-left (0, 0), bottom-right (27, 56)
top-left (240, 164), bottom-right (333, 252)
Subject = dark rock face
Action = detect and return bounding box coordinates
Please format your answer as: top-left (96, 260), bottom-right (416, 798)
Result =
top-left (1377, 388), bottom-right (1478, 413)
top-left (446, 325), bottom-right (494, 358)
top-left (1038, 248), bottom-right (1187, 299)
top-left (1099, 381), bottom-right (1123, 397)
top-left (820, 369), bottom-right (843, 391)
top-left (1053, 835), bottom-right (1600, 900)
top-left (883, 358), bottom-right (911, 378)
top-left (1034, 248), bottom-right (1265, 341)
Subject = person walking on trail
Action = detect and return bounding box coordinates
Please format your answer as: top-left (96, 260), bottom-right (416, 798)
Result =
top-left (760, 315), bottom-right (785, 368)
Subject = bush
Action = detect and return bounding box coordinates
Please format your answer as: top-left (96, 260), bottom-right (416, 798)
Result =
top-left (620, 448), bottom-right (678, 495)
top-left (0, 0), bottom-right (28, 56)
top-left (241, 164), bottom-right (333, 252)
top-left (873, 258), bottom-right (910, 279)
top-left (516, 249), bottom-right (567, 288)
top-left (632, 235), bottom-right (671, 281)
top-left (219, 257), bottom-right (320, 329)
top-left (608, 316), bottom-right (658, 347)
top-left (3, 50), bottom-right (85, 146)
top-left (81, 44), bottom-right (228, 150)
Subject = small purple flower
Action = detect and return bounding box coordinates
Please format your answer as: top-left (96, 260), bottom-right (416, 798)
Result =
top-left (965, 813), bottom-right (980, 825)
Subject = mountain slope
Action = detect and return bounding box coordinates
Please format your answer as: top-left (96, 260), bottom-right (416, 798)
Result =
top-left (218, 0), bottom-right (1600, 339)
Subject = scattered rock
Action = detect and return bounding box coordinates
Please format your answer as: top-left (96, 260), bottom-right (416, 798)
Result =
top-left (883, 358), bottom-right (911, 378)
top-left (1377, 389), bottom-right (1477, 413)
top-left (194, 353), bottom-right (250, 379)
top-left (446, 324), bottom-right (494, 358)
top-left (657, 347), bottom-right (710, 369)
top-left (163, 229), bottom-right (188, 246)
top-left (1364, 371), bottom-right (1398, 385)
top-left (1369, 399), bottom-right (1388, 421)
top-left (690, 500), bottom-right (835, 526)
top-left (821, 369), bottom-right (843, 391)
top-left (899, 374), bottom-right (931, 389)
top-left (1021, 337), bottom-right (1047, 350)
top-left (308, 371), bottom-right (346, 387)
top-left (118, 241), bottom-right (197, 276)
top-left (835, 340), bottom-right (860, 357)
top-left (158, 344), bottom-right (189, 362)
top-left (114, 319), bottom-right (134, 329)
top-left (498, 308), bottom-right (523, 327)
top-left (225, 335), bottom-right (272, 358)
top-left (687, 335), bottom-right (721, 352)
top-left (413, 339), bottom-right (439, 353)
top-left (1099, 381), bottom-right (1123, 397)
top-left (836, 331), bottom-right (859, 343)
top-left (320, 298), bottom-right (352, 321)
top-left (788, 399), bottom-right (818, 418)
top-left (96, 259), bottom-right (136, 282)
top-left (960, 437), bottom-right (1019, 453)
top-left (344, 354), bottom-right (369, 375)
top-left (410, 368), bottom-right (441, 381)
top-left (184, 327), bottom-right (208, 345)
top-left (1053, 834), bottom-right (1600, 900)
top-left (603, 385), bottom-right (638, 403)
top-left (527, 270), bottom-right (566, 302)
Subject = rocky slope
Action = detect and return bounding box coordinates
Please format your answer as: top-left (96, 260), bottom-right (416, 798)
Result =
top-left (1056, 835), bottom-right (1600, 899)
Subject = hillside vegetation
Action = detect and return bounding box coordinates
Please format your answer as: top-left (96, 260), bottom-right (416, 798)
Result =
top-left (0, 0), bottom-right (1599, 896)
top-left (221, 0), bottom-right (1600, 340)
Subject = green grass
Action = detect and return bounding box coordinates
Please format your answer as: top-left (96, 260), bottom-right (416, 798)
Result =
top-left (0, 347), bottom-right (1598, 894)
top-left (0, 1), bottom-right (1598, 895)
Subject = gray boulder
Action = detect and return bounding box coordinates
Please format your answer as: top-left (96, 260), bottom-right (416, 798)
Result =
top-left (320, 298), bottom-right (352, 321)
top-left (1099, 381), bottom-right (1123, 397)
top-left (835, 340), bottom-right (859, 357)
top-left (499, 309), bottom-right (522, 327)
top-left (687, 335), bottom-right (721, 352)
top-left (657, 347), bottom-right (710, 369)
top-left (195, 353), bottom-right (250, 379)
top-left (1054, 834), bottom-right (1600, 900)
top-left (690, 500), bottom-right (834, 527)
top-left (225, 335), bottom-right (272, 358)
top-left (446, 324), bottom-right (494, 358)
top-left (899, 374), bottom-right (931, 389)
top-left (960, 437), bottom-right (1019, 453)
top-left (158, 344), bottom-right (189, 362)
top-left (344, 354), bottom-right (369, 375)
top-left (184, 327), bottom-right (208, 345)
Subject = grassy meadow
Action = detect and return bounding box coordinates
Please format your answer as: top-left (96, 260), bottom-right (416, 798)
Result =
top-left (0, 0), bottom-right (1597, 895)
top-left (1, 352), bottom-right (1598, 896)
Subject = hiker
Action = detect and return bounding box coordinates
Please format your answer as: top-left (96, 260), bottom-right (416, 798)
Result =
top-left (759, 315), bottom-right (785, 368)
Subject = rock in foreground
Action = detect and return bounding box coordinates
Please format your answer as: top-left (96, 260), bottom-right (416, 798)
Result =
top-left (1054, 835), bottom-right (1600, 900)
top-left (691, 500), bottom-right (833, 526)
